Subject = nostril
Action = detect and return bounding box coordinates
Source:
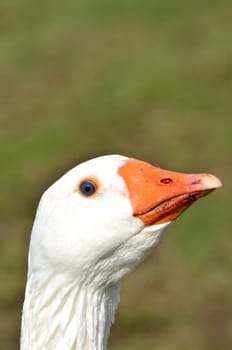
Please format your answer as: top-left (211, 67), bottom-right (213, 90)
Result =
top-left (160, 178), bottom-right (173, 185)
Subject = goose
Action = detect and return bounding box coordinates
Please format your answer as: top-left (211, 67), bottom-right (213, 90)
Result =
top-left (20, 154), bottom-right (222, 350)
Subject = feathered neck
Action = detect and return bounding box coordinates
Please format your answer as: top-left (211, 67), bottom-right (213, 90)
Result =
top-left (20, 272), bottom-right (120, 350)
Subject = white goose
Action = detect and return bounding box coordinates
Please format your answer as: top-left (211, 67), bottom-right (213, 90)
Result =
top-left (20, 154), bottom-right (221, 350)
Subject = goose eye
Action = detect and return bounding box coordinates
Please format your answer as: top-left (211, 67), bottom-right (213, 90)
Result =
top-left (79, 180), bottom-right (97, 197)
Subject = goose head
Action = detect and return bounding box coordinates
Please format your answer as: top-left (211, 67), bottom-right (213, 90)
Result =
top-left (29, 154), bottom-right (222, 287)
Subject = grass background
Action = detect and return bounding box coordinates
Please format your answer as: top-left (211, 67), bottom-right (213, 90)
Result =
top-left (0, 0), bottom-right (231, 349)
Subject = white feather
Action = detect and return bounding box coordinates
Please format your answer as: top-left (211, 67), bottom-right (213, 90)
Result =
top-left (20, 155), bottom-right (171, 350)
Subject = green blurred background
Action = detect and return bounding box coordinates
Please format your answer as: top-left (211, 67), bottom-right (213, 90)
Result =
top-left (0, 1), bottom-right (231, 349)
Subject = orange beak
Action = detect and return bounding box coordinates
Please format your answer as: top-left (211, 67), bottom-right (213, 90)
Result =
top-left (119, 159), bottom-right (222, 226)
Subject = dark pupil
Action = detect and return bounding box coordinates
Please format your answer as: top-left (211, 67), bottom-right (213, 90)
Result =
top-left (80, 181), bottom-right (96, 196)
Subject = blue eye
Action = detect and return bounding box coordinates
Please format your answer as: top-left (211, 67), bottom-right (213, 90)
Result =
top-left (79, 180), bottom-right (97, 197)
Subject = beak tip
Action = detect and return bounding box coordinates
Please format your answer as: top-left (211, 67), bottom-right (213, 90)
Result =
top-left (201, 174), bottom-right (222, 190)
